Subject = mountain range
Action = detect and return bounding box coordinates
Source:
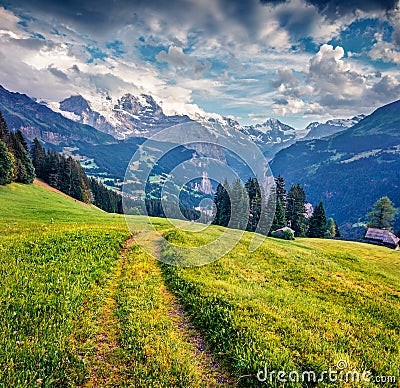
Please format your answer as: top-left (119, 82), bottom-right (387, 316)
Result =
top-left (52, 94), bottom-right (192, 140)
top-left (303, 115), bottom-right (366, 140)
top-left (53, 92), bottom-right (371, 155)
top-left (1, 83), bottom-right (398, 235)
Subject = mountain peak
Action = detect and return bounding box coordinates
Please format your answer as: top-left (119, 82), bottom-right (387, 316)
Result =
top-left (60, 95), bottom-right (91, 115)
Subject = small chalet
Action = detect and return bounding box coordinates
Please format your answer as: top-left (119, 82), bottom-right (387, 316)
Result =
top-left (364, 228), bottom-right (400, 250)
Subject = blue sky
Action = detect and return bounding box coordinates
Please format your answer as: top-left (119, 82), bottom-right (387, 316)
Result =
top-left (0, 0), bottom-right (399, 128)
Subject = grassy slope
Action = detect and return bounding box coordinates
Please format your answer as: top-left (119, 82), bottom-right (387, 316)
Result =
top-left (2, 183), bottom-right (399, 387)
top-left (0, 183), bottom-right (121, 229)
top-left (162, 228), bottom-right (400, 387)
top-left (0, 184), bottom-right (207, 387)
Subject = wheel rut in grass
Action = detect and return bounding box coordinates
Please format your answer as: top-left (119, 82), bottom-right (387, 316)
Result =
top-left (83, 238), bottom-right (134, 387)
top-left (148, 232), bottom-right (235, 387)
top-left (165, 292), bottom-right (235, 387)
top-left (84, 233), bottom-right (233, 387)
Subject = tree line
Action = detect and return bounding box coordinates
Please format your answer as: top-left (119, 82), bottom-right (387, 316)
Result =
top-left (213, 175), bottom-right (341, 238)
top-left (0, 112), bottom-right (35, 185)
top-left (31, 138), bottom-right (122, 213)
top-left (0, 110), bottom-right (123, 213)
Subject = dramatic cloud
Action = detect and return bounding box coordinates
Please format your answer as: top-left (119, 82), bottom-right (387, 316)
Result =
top-left (0, 0), bottom-right (399, 127)
top-left (272, 43), bottom-right (400, 118)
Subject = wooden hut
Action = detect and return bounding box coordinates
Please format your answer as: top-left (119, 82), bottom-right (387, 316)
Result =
top-left (364, 228), bottom-right (400, 249)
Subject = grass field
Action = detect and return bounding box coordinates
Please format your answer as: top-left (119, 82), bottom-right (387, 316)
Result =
top-left (0, 184), bottom-right (215, 387)
top-left (162, 229), bottom-right (400, 387)
top-left (1, 183), bottom-right (399, 387)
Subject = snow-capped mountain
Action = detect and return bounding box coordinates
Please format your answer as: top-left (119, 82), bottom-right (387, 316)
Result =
top-left (241, 118), bottom-right (299, 144)
top-left (53, 93), bottom-right (191, 139)
top-left (303, 115), bottom-right (366, 140)
top-left (238, 118), bottom-right (308, 158)
top-left (49, 91), bottom-right (366, 160)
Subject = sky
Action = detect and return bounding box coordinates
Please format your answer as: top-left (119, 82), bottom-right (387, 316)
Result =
top-left (0, 0), bottom-right (399, 128)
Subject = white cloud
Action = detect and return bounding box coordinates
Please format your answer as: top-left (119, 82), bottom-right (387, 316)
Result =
top-left (0, 7), bottom-right (22, 32)
top-left (369, 33), bottom-right (400, 64)
top-left (156, 45), bottom-right (211, 78)
top-left (273, 96), bottom-right (305, 116)
top-left (307, 44), bottom-right (366, 101)
top-left (270, 43), bottom-right (400, 120)
top-left (0, 0), bottom-right (399, 128)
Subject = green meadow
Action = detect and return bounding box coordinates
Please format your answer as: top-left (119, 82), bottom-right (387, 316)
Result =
top-left (0, 183), bottom-right (399, 387)
top-left (162, 229), bottom-right (400, 387)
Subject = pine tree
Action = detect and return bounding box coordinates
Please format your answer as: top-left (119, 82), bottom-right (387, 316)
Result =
top-left (367, 196), bottom-right (397, 231)
top-left (213, 182), bottom-right (226, 225)
top-left (0, 140), bottom-right (14, 185)
top-left (271, 198), bottom-right (287, 232)
top-left (308, 201), bottom-right (327, 238)
top-left (9, 132), bottom-right (35, 183)
top-left (0, 111), bottom-right (10, 145)
top-left (0, 116), bottom-right (35, 184)
top-left (326, 217), bottom-right (336, 237)
top-left (275, 175), bottom-right (287, 209)
top-left (16, 130), bottom-right (28, 153)
top-left (230, 179), bottom-right (248, 230)
top-left (45, 151), bottom-right (60, 188)
top-left (220, 179), bottom-right (232, 227)
top-left (286, 184), bottom-right (308, 237)
top-left (334, 220), bottom-right (341, 237)
top-left (31, 138), bottom-right (46, 178)
top-left (245, 177), bottom-right (262, 232)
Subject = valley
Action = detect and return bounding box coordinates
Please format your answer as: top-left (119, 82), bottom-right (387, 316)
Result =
top-left (1, 84), bottom-right (399, 235)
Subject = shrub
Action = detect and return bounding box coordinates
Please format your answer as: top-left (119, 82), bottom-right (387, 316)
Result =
top-left (282, 229), bottom-right (295, 240)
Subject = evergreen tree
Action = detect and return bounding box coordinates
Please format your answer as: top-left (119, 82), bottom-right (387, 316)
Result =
top-left (0, 140), bottom-right (14, 185)
top-left (9, 132), bottom-right (35, 183)
top-left (308, 201), bottom-right (327, 238)
top-left (0, 111), bottom-right (10, 145)
top-left (334, 220), bottom-right (341, 237)
top-left (31, 138), bottom-right (46, 178)
top-left (0, 114), bottom-right (35, 184)
top-left (245, 177), bottom-right (262, 232)
top-left (220, 179), bottom-right (232, 227)
top-left (213, 182), bottom-right (226, 225)
top-left (16, 130), bottom-right (29, 153)
top-left (230, 179), bottom-right (248, 230)
top-left (326, 217), bottom-right (336, 237)
top-left (212, 179), bottom-right (231, 227)
top-left (275, 175), bottom-right (287, 209)
top-left (286, 184), bottom-right (308, 237)
top-left (367, 196), bottom-right (397, 230)
top-left (271, 198), bottom-right (287, 232)
top-left (45, 151), bottom-right (60, 188)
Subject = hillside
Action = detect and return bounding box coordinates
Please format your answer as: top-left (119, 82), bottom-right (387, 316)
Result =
top-left (1, 183), bottom-right (399, 386)
top-left (0, 182), bottom-right (115, 229)
top-left (271, 99), bottom-right (400, 235)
